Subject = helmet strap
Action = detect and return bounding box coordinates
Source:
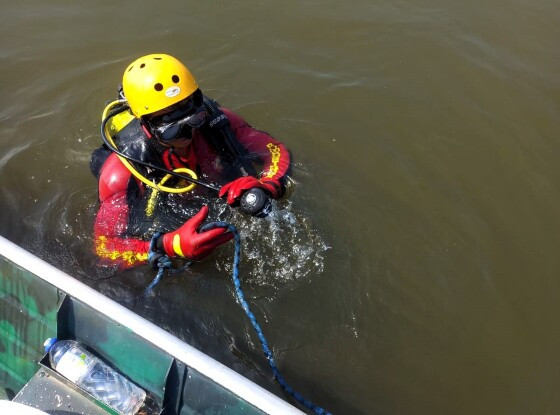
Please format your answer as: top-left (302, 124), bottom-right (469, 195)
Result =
top-left (140, 121), bottom-right (154, 139)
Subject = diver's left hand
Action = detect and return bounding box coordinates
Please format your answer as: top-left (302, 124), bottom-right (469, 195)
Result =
top-left (219, 176), bottom-right (280, 205)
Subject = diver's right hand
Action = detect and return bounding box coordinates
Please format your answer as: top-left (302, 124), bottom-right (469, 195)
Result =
top-left (159, 206), bottom-right (233, 261)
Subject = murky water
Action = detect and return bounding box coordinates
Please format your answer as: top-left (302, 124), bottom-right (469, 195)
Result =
top-left (2, 1), bottom-right (560, 414)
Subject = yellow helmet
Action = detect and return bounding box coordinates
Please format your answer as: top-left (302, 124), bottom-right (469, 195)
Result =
top-left (122, 54), bottom-right (199, 118)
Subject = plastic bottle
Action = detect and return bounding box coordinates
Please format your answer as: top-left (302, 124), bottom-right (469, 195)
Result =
top-left (44, 338), bottom-right (146, 415)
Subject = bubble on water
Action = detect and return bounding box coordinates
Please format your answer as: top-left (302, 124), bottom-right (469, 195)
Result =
top-left (215, 199), bottom-right (330, 290)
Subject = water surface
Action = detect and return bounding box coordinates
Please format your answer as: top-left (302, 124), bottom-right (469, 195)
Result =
top-left (1, 1), bottom-right (560, 414)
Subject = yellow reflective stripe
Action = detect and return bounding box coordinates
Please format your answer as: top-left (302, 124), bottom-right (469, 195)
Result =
top-left (95, 236), bottom-right (148, 266)
top-left (263, 143), bottom-right (281, 179)
top-left (173, 234), bottom-right (185, 257)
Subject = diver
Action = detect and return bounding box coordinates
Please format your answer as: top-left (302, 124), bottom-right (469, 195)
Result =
top-left (90, 53), bottom-right (290, 268)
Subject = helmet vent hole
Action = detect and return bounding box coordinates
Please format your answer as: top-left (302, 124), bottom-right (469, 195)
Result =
top-left (172, 75), bottom-right (180, 83)
top-left (154, 83), bottom-right (163, 91)
top-left (154, 57), bottom-right (162, 60)
top-left (127, 66), bottom-right (133, 72)
top-left (140, 63), bottom-right (146, 68)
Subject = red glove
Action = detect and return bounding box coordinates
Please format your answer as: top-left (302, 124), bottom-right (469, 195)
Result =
top-left (219, 176), bottom-right (281, 205)
top-left (160, 206), bottom-right (233, 261)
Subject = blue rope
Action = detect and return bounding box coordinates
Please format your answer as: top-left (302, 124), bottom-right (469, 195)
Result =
top-left (199, 222), bottom-right (332, 415)
top-left (146, 224), bottom-right (331, 413)
top-left (145, 232), bottom-right (172, 296)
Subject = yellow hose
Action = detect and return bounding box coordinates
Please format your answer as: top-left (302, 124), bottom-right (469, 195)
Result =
top-left (145, 168), bottom-right (196, 216)
top-left (102, 100), bottom-right (197, 194)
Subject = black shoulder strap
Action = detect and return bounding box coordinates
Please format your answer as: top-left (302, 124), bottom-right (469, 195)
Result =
top-left (202, 97), bottom-right (257, 177)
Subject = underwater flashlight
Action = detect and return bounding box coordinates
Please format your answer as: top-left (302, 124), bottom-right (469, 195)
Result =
top-left (239, 188), bottom-right (272, 217)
